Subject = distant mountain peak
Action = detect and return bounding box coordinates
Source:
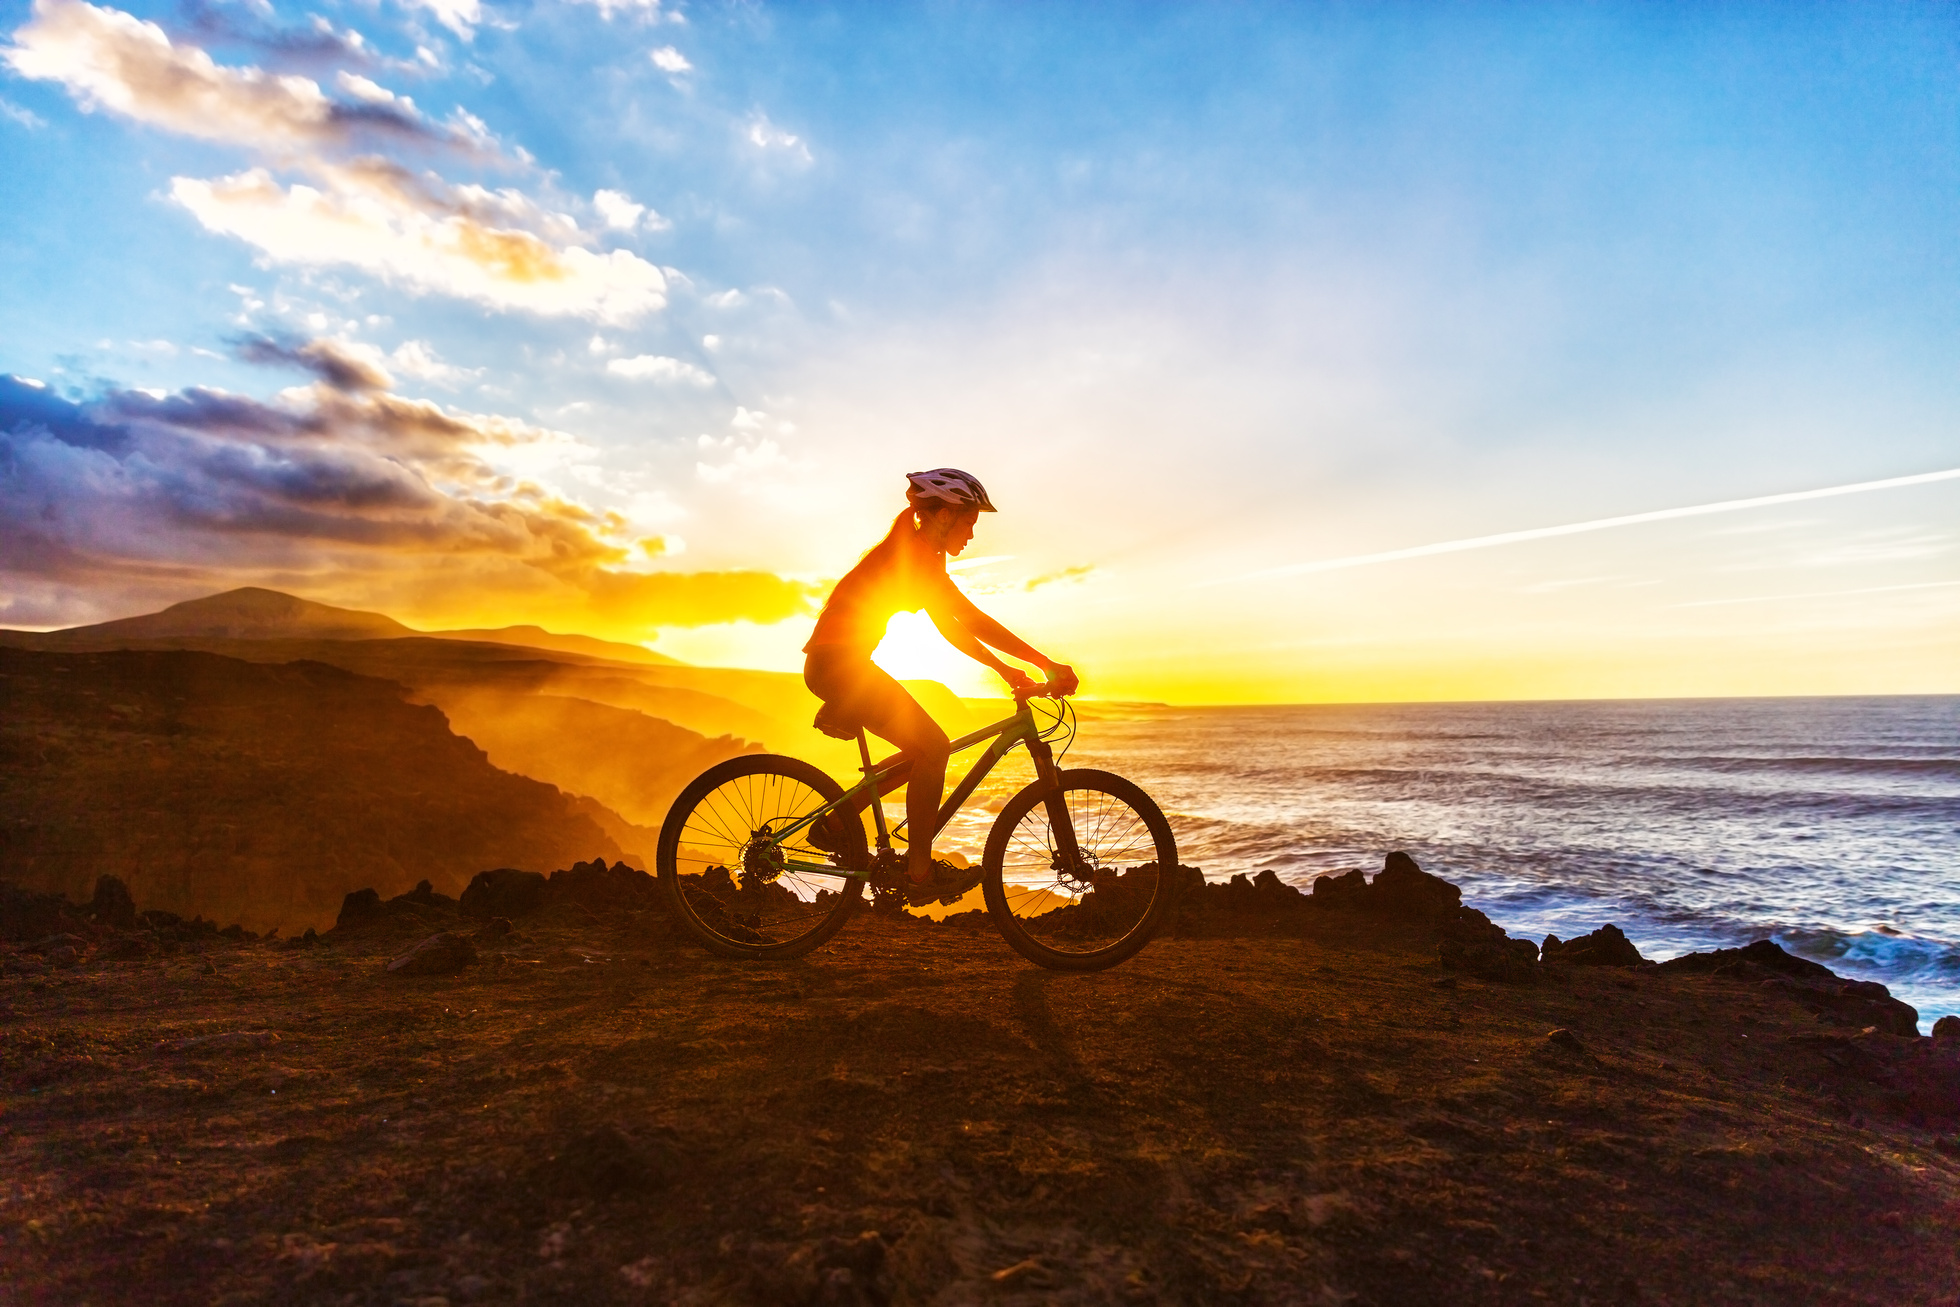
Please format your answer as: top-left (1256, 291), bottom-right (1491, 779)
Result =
top-left (4, 588), bottom-right (685, 666)
top-left (78, 588), bottom-right (413, 641)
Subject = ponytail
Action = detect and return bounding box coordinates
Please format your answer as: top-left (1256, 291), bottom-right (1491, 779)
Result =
top-left (877, 505), bottom-right (917, 549)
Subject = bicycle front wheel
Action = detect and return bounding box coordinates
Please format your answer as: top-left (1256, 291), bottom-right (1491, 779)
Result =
top-left (981, 768), bottom-right (1177, 971)
top-left (657, 755), bottom-right (865, 960)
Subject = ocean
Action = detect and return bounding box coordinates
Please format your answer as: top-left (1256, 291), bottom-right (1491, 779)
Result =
top-left (1055, 696), bottom-right (1960, 1032)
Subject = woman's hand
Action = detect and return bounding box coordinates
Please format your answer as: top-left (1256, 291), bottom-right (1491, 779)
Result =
top-left (999, 666), bottom-right (1038, 697)
top-left (1041, 663), bottom-right (1079, 697)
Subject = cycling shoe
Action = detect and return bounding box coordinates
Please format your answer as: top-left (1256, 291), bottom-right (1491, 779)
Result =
top-left (903, 858), bottom-right (978, 908)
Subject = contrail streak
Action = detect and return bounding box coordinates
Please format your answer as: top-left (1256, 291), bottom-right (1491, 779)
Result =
top-left (1219, 466), bottom-right (1960, 585)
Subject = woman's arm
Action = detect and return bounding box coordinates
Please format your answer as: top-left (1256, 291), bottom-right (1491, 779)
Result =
top-left (928, 587), bottom-right (1078, 694)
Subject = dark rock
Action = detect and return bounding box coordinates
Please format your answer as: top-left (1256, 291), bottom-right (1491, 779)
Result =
top-left (386, 932), bottom-right (477, 975)
top-left (547, 859), bottom-right (658, 914)
top-left (89, 876), bottom-right (139, 930)
top-left (538, 1125), bottom-right (674, 1197)
top-left (98, 934), bottom-right (151, 961)
top-left (336, 888), bottom-right (384, 930)
top-left (474, 916), bottom-right (513, 942)
top-left (1306, 854), bottom-right (1460, 919)
top-left (1663, 940), bottom-right (1919, 1037)
top-left (1541, 924), bottom-right (1646, 968)
top-left (393, 878), bottom-right (457, 910)
top-left (1370, 851), bottom-right (1462, 919)
top-left (1546, 1028), bottom-right (1585, 1051)
top-left (1658, 939), bottom-right (1835, 982)
top-left (0, 883), bottom-right (84, 943)
top-left (1311, 869), bottom-right (1368, 905)
top-left (817, 1231), bottom-right (887, 1279)
top-left (1438, 907), bottom-right (1538, 981)
top-left (1251, 868), bottom-right (1300, 900)
top-left (1934, 1016), bottom-right (1960, 1044)
top-left (459, 868), bottom-right (549, 919)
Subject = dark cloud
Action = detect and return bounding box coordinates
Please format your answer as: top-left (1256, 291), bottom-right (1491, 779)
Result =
top-left (176, 0), bottom-right (376, 69)
top-left (233, 333), bottom-right (391, 393)
top-left (0, 369), bottom-right (818, 634)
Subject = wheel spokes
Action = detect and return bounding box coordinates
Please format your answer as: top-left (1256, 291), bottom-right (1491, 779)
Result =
top-left (674, 773), bottom-right (848, 944)
top-left (996, 785), bottom-right (1163, 953)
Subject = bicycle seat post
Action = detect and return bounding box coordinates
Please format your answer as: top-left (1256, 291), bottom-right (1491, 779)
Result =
top-left (857, 729), bottom-right (892, 851)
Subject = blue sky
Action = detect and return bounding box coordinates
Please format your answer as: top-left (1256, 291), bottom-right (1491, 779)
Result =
top-left (2, 0), bottom-right (1956, 698)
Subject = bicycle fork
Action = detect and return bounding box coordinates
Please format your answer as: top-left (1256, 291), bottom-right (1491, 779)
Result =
top-left (1028, 735), bottom-right (1086, 874)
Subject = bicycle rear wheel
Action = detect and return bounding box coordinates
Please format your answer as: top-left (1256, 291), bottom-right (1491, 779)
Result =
top-left (657, 755), bottom-right (865, 960)
top-left (981, 768), bottom-right (1177, 971)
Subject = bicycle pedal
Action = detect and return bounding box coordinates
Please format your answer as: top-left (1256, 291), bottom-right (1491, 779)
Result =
top-left (934, 874), bottom-right (983, 906)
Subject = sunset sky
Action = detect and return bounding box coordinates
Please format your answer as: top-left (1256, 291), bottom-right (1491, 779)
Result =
top-left (3, 0), bottom-right (1956, 702)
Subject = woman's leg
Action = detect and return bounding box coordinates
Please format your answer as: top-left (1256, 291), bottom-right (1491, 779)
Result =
top-left (805, 649), bottom-right (948, 882)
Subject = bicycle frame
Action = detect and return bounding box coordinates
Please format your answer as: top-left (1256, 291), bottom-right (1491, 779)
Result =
top-left (763, 696), bottom-right (1068, 882)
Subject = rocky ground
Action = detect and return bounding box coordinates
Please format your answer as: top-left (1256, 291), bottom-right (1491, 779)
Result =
top-left (3, 863), bottom-right (1960, 1306)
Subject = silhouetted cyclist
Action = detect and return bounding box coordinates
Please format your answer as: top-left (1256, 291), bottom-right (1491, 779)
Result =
top-left (803, 469), bottom-right (1077, 904)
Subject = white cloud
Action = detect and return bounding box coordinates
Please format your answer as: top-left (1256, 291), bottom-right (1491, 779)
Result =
top-left (5, 0), bottom-right (480, 152)
top-left (402, 0), bottom-right (482, 39)
top-left (607, 354), bottom-right (714, 385)
top-left (696, 434), bottom-right (786, 483)
top-left (730, 406), bottom-right (766, 430)
top-left (334, 71), bottom-right (414, 110)
top-left (0, 95), bottom-right (47, 128)
top-left (744, 111), bottom-right (811, 163)
top-left (592, 187), bottom-right (670, 233)
top-left (172, 164), bottom-right (669, 322)
top-left (701, 334), bottom-right (720, 351)
top-left (389, 339), bottom-right (478, 385)
top-left (568, 0), bottom-right (683, 22)
top-left (649, 45), bottom-right (690, 73)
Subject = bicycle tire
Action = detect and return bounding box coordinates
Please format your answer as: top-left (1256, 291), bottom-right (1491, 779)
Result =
top-left (657, 754), bottom-right (866, 960)
top-left (981, 768), bottom-right (1177, 972)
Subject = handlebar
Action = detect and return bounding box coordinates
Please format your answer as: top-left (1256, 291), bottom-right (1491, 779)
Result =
top-left (1015, 673), bottom-right (1078, 703)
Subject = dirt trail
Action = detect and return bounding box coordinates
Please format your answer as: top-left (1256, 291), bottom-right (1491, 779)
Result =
top-left (4, 904), bottom-right (1959, 1305)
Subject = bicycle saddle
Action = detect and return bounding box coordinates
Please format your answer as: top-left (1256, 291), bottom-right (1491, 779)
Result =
top-left (812, 700), bottom-right (865, 741)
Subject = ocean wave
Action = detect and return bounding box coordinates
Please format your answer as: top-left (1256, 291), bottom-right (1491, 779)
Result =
top-left (1772, 925), bottom-right (1960, 981)
top-left (1657, 755), bottom-right (1960, 779)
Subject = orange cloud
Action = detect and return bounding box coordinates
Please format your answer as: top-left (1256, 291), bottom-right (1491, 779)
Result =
top-left (0, 369), bottom-right (816, 635)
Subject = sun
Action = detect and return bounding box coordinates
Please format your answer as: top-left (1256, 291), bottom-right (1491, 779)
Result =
top-left (870, 611), bottom-right (1001, 697)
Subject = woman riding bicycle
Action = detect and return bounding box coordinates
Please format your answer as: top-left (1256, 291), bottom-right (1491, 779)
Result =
top-left (804, 469), bottom-right (1077, 903)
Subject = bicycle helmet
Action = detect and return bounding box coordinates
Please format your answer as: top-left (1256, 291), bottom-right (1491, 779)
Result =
top-left (905, 468), bottom-right (996, 513)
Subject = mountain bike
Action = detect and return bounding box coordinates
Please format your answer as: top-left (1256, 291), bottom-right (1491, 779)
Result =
top-left (655, 689), bottom-right (1178, 971)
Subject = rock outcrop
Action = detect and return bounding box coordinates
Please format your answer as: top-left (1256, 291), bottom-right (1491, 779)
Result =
top-left (456, 859), bottom-right (661, 921)
top-left (460, 868), bottom-right (549, 919)
top-left (1541, 924), bottom-right (1648, 968)
top-left (1438, 908), bottom-right (1540, 981)
top-left (1659, 940), bottom-right (1920, 1037)
top-left (336, 879), bottom-right (461, 931)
